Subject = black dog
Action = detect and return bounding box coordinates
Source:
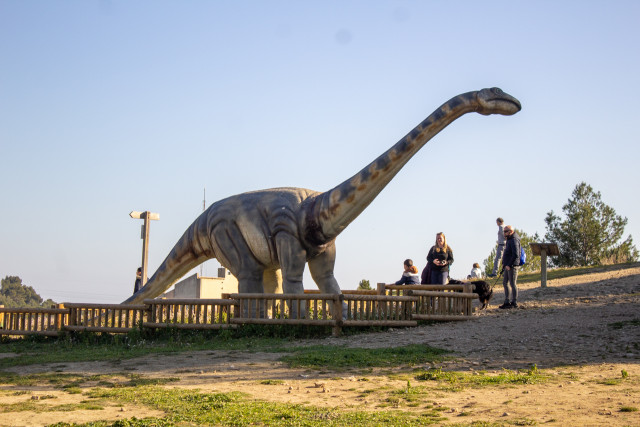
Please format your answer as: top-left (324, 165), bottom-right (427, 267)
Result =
top-left (448, 278), bottom-right (494, 309)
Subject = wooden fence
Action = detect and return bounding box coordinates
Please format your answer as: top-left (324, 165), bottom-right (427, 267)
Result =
top-left (0, 284), bottom-right (476, 337)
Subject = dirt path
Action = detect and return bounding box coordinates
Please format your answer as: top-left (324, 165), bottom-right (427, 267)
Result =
top-left (2, 265), bottom-right (639, 426)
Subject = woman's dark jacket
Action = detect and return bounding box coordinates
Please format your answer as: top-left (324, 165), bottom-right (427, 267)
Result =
top-left (502, 231), bottom-right (522, 268)
top-left (426, 246), bottom-right (454, 272)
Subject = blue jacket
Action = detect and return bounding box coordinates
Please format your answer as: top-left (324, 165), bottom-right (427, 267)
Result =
top-left (395, 271), bottom-right (421, 285)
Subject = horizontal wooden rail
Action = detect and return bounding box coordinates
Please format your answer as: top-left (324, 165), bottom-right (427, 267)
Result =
top-left (144, 299), bottom-right (234, 306)
top-left (406, 290), bottom-right (476, 298)
top-left (64, 303), bottom-right (147, 310)
top-left (304, 289), bottom-right (378, 295)
top-left (0, 307), bottom-right (68, 314)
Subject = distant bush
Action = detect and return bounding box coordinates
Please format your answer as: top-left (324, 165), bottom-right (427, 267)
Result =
top-left (0, 275), bottom-right (56, 308)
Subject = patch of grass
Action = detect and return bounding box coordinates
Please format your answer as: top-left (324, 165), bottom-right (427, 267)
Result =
top-left (516, 261), bottom-right (640, 285)
top-left (259, 379), bottom-right (284, 385)
top-left (279, 344), bottom-right (449, 370)
top-left (0, 399), bottom-right (106, 414)
top-left (620, 406), bottom-right (638, 412)
top-left (414, 365), bottom-right (547, 391)
top-left (512, 418), bottom-right (538, 426)
top-left (0, 371), bottom-right (177, 391)
top-left (609, 319), bottom-right (640, 330)
top-left (84, 385), bottom-right (450, 426)
top-left (0, 325), bottom-right (344, 369)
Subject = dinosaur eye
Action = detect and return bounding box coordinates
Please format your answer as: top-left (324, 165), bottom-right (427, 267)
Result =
top-left (492, 87), bottom-right (503, 95)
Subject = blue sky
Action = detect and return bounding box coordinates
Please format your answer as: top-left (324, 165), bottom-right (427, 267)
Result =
top-left (1, 1), bottom-right (638, 303)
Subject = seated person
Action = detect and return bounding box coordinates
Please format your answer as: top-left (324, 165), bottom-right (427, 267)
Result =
top-left (468, 262), bottom-right (483, 279)
top-left (395, 259), bottom-right (421, 285)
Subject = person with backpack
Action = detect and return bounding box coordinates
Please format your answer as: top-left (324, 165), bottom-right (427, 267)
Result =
top-left (499, 225), bottom-right (521, 309)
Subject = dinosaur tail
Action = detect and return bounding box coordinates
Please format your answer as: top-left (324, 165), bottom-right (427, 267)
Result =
top-left (302, 88), bottom-right (521, 245)
top-left (121, 212), bottom-right (215, 305)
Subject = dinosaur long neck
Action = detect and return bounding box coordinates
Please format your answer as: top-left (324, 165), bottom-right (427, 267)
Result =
top-left (304, 91), bottom-right (480, 245)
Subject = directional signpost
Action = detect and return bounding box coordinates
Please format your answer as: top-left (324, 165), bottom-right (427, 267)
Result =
top-left (529, 242), bottom-right (559, 288)
top-left (130, 211), bottom-right (160, 287)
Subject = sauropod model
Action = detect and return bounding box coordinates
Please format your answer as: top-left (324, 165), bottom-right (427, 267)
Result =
top-left (122, 88), bottom-right (521, 309)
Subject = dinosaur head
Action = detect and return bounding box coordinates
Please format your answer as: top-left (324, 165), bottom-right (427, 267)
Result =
top-left (475, 87), bottom-right (521, 116)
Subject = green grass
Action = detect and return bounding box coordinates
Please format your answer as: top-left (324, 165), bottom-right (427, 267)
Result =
top-left (414, 365), bottom-right (547, 391)
top-left (279, 344), bottom-right (450, 370)
top-left (259, 379), bottom-right (285, 385)
top-left (0, 397), bottom-right (108, 414)
top-left (0, 371), bottom-right (178, 391)
top-left (63, 385), bottom-right (450, 426)
top-left (608, 319), bottom-right (640, 330)
top-left (515, 261), bottom-right (639, 285)
top-left (0, 328), bottom-right (324, 369)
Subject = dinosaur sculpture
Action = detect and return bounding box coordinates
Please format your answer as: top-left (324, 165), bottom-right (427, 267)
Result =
top-left (122, 88), bottom-right (521, 310)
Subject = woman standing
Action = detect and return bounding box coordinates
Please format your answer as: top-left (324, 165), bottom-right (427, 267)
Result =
top-left (425, 232), bottom-right (454, 285)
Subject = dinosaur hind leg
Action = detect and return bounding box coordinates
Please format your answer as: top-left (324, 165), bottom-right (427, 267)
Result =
top-left (211, 222), bottom-right (265, 316)
top-left (274, 232), bottom-right (307, 317)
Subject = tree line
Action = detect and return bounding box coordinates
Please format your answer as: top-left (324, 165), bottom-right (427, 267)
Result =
top-left (1, 276), bottom-right (56, 308)
top-left (484, 182), bottom-right (638, 275)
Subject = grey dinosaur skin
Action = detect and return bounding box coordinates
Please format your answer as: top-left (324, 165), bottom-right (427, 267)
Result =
top-left (122, 88), bottom-right (521, 305)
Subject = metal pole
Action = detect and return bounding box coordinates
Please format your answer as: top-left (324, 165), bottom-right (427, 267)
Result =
top-left (141, 211), bottom-right (151, 286)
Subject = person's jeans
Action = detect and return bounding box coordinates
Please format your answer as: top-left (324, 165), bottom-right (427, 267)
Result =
top-left (430, 270), bottom-right (448, 285)
top-left (492, 244), bottom-right (505, 275)
top-left (502, 266), bottom-right (518, 303)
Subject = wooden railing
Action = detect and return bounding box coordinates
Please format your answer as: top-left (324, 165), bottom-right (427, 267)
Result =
top-left (0, 286), bottom-right (477, 337)
top-left (0, 305), bottom-right (67, 336)
top-left (144, 299), bottom-right (235, 330)
top-left (380, 283), bottom-right (475, 321)
top-left (342, 294), bottom-right (417, 327)
top-left (230, 293), bottom-right (341, 326)
top-left (65, 303), bottom-right (147, 333)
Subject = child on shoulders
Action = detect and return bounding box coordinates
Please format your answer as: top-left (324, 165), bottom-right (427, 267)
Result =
top-left (395, 259), bottom-right (421, 285)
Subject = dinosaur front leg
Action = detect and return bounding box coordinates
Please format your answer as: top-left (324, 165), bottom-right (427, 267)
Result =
top-left (274, 232), bottom-right (307, 318)
top-left (263, 269), bottom-right (283, 318)
top-left (308, 243), bottom-right (347, 320)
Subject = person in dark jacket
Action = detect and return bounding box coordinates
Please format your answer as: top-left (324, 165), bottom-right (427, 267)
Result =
top-left (424, 232), bottom-right (454, 285)
top-left (500, 225), bottom-right (521, 309)
top-left (395, 259), bottom-right (421, 285)
top-left (133, 267), bottom-right (142, 294)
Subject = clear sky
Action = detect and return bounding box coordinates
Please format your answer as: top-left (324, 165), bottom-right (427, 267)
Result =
top-left (1, 1), bottom-right (638, 303)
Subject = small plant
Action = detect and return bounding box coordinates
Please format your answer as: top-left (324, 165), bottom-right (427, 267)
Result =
top-left (621, 369), bottom-right (629, 379)
top-left (259, 379), bottom-right (284, 385)
top-left (620, 406), bottom-right (638, 412)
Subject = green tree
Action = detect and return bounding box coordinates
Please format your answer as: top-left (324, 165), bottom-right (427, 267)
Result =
top-left (544, 182), bottom-right (638, 267)
top-left (0, 276), bottom-right (56, 308)
top-left (357, 279), bottom-right (371, 290)
top-left (483, 228), bottom-right (541, 275)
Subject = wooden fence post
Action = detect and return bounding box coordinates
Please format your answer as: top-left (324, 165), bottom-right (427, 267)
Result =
top-left (0, 305), bottom-right (4, 329)
top-left (377, 283), bottom-right (386, 296)
top-left (55, 304), bottom-right (65, 331)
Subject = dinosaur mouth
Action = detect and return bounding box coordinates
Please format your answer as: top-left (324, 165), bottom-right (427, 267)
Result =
top-left (478, 95), bottom-right (522, 116)
top-left (479, 88), bottom-right (522, 115)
